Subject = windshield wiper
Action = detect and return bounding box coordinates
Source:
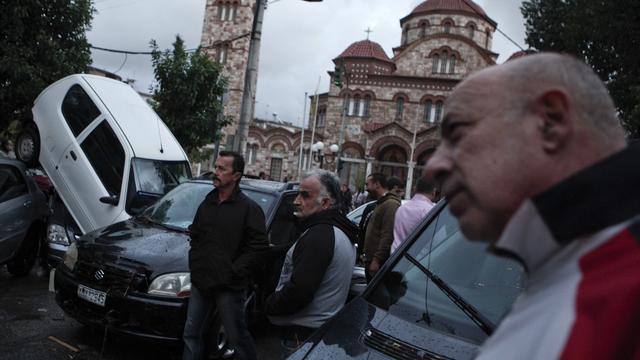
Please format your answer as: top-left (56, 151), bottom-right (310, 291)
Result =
top-left (404, 253), bottom-right (495, 335)
top-left (135, 214), bottom-right (186, 233)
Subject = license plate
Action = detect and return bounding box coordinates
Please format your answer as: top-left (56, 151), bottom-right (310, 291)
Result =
top-left (77, 284), bottom-right (107, 307)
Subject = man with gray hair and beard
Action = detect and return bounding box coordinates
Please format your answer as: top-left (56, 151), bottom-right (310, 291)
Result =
top-left (425, 53), bottom-right (639, 359)
top-left (266, 169), bottom-right (357, 354)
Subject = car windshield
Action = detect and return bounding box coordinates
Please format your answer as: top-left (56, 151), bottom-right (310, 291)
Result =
top-left (366, 205), bottom-right (526, 344)
top-left (140, 182), bottom-right (277, 230)
top-left (132, 158), bottom-right (191, 195)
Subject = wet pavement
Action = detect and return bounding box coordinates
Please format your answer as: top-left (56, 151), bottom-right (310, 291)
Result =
top-left (0, 266), bottom-right (280, 360)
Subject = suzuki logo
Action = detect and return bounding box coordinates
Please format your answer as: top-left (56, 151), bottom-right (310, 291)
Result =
top-left (94, 269), bottom-right (105, 281)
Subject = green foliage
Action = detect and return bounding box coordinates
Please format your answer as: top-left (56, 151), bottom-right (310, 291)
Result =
top-left (0, 0), bottom-right (93, 134)
top-left (150, 36), bottom-right (229, 155)
top-left (521, 0), bottom-right (640, 138)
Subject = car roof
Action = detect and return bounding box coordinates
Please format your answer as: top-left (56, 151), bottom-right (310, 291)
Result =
top-left (186, 178), bottom-right (299, 194)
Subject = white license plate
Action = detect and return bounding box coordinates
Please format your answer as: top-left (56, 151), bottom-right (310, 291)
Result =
top-left (77, 284), bottom-right (107, 307)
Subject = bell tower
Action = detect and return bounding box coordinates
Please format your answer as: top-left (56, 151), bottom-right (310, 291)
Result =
top-left (200, 0), bottom-right (258, 150)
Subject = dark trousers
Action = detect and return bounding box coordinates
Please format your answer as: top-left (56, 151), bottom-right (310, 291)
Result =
top-left (276, 325), bottom-right (316, 359)
top-left (183, 286), bottom-right (257, 360)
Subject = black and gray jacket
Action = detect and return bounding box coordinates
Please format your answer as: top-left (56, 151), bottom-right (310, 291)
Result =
top-left (265, 208), bottom-right (357, 329)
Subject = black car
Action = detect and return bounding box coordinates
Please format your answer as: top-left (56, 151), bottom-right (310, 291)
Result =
top-left (53, 179), bottom-right (300, 353)
top-left (0, 158), bottom-right (49, 276)
top-left (289, 201), bottom-right (527, 359)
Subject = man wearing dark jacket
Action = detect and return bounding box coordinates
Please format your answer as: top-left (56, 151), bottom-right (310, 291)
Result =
top-left (184, 151), bottom-right (268, 360)
top-left (266, 169), bottom-right (357, 354)
top-left (363, 173), bottom-right (401, 282)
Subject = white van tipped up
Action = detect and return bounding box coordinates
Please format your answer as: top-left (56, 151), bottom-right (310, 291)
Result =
top-left (16, 74), bottom-right (191, 235)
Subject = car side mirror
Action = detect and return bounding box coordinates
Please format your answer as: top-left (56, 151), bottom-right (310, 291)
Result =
top-left (99, 195), bottom-right (119, 206)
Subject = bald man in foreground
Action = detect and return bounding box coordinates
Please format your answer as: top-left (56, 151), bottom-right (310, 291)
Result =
top-left (425, 53), bottom-right (639, 359)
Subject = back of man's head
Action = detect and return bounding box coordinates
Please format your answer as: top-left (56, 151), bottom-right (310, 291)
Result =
top-left (387, 176), bottom-right (403, 192)
top-left (415, 177), bottom-right (435, 198)
top-left (368, 172), bottom-right (388, 189)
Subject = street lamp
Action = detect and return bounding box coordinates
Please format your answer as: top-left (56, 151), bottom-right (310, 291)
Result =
top-left (311, 141), bottom-right (338, 169)
top-left (233, 0), bottom-right (323, 154)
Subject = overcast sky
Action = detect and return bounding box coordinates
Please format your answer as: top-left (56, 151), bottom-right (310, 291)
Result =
top-left (88, 0), bottom-right (527, 126)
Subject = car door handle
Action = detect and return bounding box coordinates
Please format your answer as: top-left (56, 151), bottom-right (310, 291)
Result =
top-left (70, 150), bottom-right (77, 161)
top-left (23, 200), bottom-right (32, 207)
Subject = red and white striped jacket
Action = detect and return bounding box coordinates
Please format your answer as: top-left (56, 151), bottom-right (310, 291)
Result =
top-left (476, 144), bottom-right (640, 360)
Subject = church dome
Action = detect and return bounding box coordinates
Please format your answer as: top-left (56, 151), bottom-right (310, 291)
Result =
top-left (404, 0), bottom-right (496, 26)
top-left (335, 40), bottom-right (394, 64)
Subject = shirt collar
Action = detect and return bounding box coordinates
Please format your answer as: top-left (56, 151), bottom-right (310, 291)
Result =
top-left (493, 143), bottom-right (640, 272)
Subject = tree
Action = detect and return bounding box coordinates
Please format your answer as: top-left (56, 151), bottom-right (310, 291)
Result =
top-left (0, 0), bottom-right (93, 134)
top-left (521, 0), bottom-right (640, 138)
top-left (150, 36), bottom-right (229, 156)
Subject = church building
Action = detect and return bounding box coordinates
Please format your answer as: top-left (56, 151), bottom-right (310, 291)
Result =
top-left (200, 0), bottom-right (500, 186)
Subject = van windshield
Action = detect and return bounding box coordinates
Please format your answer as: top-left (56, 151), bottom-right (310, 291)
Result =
top-left (132, 158), bottom-right (191, 195)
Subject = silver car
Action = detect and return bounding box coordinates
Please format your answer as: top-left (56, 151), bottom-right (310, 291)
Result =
top-left (0, 158), bottom-right (49, 276)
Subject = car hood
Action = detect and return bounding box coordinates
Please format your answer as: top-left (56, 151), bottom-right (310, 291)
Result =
top-left (77, 219), bottom-right (189, 279)
top-left (289, 297), bottom-right (478, 360)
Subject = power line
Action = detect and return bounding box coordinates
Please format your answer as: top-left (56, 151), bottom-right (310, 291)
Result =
top-left (90, 32), bottom-right (251, 56)
top-left (460, 0), bottom-right (525, 52)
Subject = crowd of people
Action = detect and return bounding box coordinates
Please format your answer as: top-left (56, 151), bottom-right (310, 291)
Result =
top-left (183, 52), bottom-right (639, 360)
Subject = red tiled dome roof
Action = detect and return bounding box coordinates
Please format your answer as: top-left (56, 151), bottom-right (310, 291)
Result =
top-left (412, 0), bottom-right (487, 17)
top-left (407, 0), bottom-right (496, 26)
top-left (335, 40), bottom-right (393, 64)
top-left (506, 49), bottom-right (537, 62)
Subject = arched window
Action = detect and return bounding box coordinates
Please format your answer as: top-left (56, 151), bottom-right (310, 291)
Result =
top-left (435, 101), bottom-right (444, 122)
top-left (245, 144), bottom-right (258, 165)
top-left (440, 52), bottom-right (448, 73)
top-left (342, 95), bottom-right (350, 116)
top-left (353, 95), bottom-right (360, 116)
top-left (316, 109), bottom-right (326, 127)
top-left (448, 56), bottom-right (456, 74)
top-left (363, 95), bottom-right (371, 117)
top-left (395, 98), bottom-right (404, 120)
top-left (402, 26), bottom-right (408, 45)
top-left (224, 3), bottom-right (231, 21)
top-left (424, 100), bottom-right (433, 123)
top-left (219, 3), bottom-right (227, 20)
top-left (432, 54), bottom-right (440, 74)
top-left (218, 43), bottom-right (228, 64)
top-left (467, 24), bottom-right (476, 39)
top-left (231, 3), bottom-right (238, 21)
top-left (420, 22), bottom-right (427, 38)
top-left (485, 29), bottom-right (491, 48)
top-left (443, 20), bottom-right (453, 34)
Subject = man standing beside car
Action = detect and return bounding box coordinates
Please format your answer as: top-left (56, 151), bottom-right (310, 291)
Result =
top-left (265, 169), bottom-right (357, 355)
top-left (425, 53), bottom-right (640, 359)
top-left (363, 172), bottom-right (401, 282)
top-left (184, 151), bottom-right (268, 360)
top-left (391, 176), bottom-right (436, 254)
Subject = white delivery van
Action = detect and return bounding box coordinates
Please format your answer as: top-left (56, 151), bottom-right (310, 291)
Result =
top-left (15, 74), bottom-right (191, 236)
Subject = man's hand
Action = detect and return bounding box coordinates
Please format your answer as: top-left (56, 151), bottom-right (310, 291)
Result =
top-left (368, 258), bottom-right (380, 274)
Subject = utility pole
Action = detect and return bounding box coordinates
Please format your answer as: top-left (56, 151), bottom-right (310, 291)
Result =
top-left (335, 62), bottom-right (349, 178)
top-left (233, 0), bottom-right (322, 154)
top-left (405, 106), bottom-right (421, 199)
top-left (233, 0), bottom-right (265, 154)
top-left (297, 92), bottom-right (307, 180)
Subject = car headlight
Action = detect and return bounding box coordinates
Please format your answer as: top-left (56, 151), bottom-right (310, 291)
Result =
top-left (47, 224), bottom-right (70, 246)
top-left (62, 241), bottom-right (78, 270)
top-left (148, 273), bottom-right (191, 298)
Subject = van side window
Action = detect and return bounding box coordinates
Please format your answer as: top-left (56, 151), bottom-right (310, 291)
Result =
top-left (62, 85), bottom-right (101, 137)
top-left (80, 121), bottom-right (125, 197)
top-left (0, 165), bottom-right (28, 203)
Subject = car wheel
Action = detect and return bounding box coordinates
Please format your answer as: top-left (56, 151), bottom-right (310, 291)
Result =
top-left (15, 122), bottom-right (40, 167)
top-left (7, 226), bottom-right (41, 277)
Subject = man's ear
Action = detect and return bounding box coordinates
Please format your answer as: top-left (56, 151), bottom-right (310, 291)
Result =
top-left (233, 172), bottom-right (242, 182)
top-left (534, 90), bottom-right (572, 153)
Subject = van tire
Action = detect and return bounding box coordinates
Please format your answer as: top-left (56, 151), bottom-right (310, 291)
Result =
top-left (7, 226), bottom-right (41, 277)
top-left (15, 122), bottom-right (40, 167)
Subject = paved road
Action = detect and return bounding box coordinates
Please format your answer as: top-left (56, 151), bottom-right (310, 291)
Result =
top-left (0, 266), bottom-right (280, 360)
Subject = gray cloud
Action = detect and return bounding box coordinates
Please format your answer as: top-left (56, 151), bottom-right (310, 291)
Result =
top-left (88, 0), bottom-right (526, 126)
